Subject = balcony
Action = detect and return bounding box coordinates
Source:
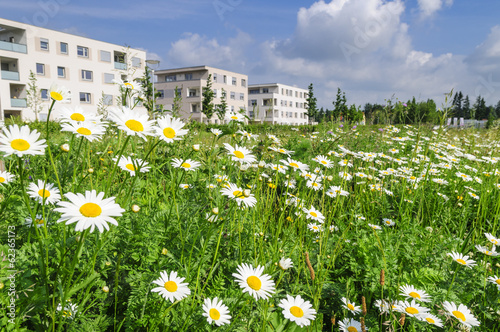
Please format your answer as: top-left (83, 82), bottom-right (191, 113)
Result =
top-left (11, 98), bottom-right (27, 108)
top-left (114, 62), bottom-right (127, 70)
top-left (0, 40), bottom-right (27, 54)
top-left (1, 70), bottom-right (19, 81)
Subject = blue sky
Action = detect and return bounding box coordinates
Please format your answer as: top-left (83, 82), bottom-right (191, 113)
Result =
top-left (3, 0), bottom-right (500, 108)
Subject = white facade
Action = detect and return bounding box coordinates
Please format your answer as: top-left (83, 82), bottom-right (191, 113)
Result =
top-left (155, 66), bottom-right (248, 124)
top-left (0, 18), bottom-right (146, 121)
top-left (247, 83), bottom-right (309, 125)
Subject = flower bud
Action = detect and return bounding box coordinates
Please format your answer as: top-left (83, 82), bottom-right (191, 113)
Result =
top-left (212, 207), bottom-right (219, 215)
top-left (102, 286), bottom-right (109, 293)
top-left (243, 189), bottom-right (251, 197)
top-left (132, 204), bottom-right (140, 213)
top-left (61, 143), bottom-right (70, 152)
top-left (192, 144), bottom-right (200, 151)
top-left (161, 248), bottom-right (168, 255)
top-left (258, 160), bottom-right (266, 168)
top-left (88, 168), bottom-right (94, 173)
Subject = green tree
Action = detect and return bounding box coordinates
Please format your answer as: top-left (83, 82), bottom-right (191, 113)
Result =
top-left (26, 70), bottom-right (43, 121)
top-left (305, 83), bottom-right (318, 123)
top-left (463, 95), bottom-right (471, 119)
top-left (202, 74), bottom-right (215, 122)
top-left (136, 66), bottom-right (164, 117)
top-left (215, 88), bottom-right (228, 122)
top-left (332, 88), bottom-right (348, 122)
top-left (171, 86), bottom-right (183, 118)
top-left (473, 95), bottom-right (488, 120)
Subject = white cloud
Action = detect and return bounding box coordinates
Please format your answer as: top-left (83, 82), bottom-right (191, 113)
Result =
top-left (166, 31), bottom-right (253, 70)
top-left (257, 0), bottom-right (495, 107)
top-left (417, 0), bottom-right (453, 18)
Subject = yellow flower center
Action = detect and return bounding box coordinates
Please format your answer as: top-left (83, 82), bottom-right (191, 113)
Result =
top-left (163, 127), bottom-right (176, 139)
top-left (246, 276), bottom-right (261, 290)
top-left (452, 310), bottom-right (466, 322)
top-left (233, 151), bottom-right (244, 159)
top-left (125, 119), bottom-right (144, 132)
top-left (233, 190), bottom-right (245, 199)
top-left (79, 203), bottom-right (102, 217)
top-left (0, 177), bottom-right (5, 183)
top-left (426, 317), bottom-right (435, 324)
top-left (124, 82), bottom-right (134, 89)
top-left (50, 91), bottom-right (63, 101)
top-left (290, 162), bottom-right (299, 168)
top-left (181, 163), bottom-right (191, 169)
top-left (38, 189), bottom-right (51, 198)
top-left (62, 310), bottom-right (71, 317)
top-left (70, 113), bottom-right (85, 121)
top-left (409, 292), bottom-right (421, 299)
top-left (405, 307), bottom-right (419, 315)
top-left (310, 211), bottom-right (318, 218)
top-left (279, 149), bottom-right (285, 153)
top-left (11, 139), bottom-right (30, 151)
top-left (231, 116), bottom-right (238, 120)
top-left (164, 281), bottom-right (178, 292)
top-left (289, 306), bottom-right (304, 318)
top-left (77, 127), bottom-right (92, 136)
top-left (209, 308), bottom-right (220, 320)
top-left (126, 164), bottom-right (136, 171)
top-left (321, 160), bottom-right (327, 164)
top-left (495, 279), bottom-right (500, 285)
top-left (347, 304), bottom-right (355, 311)
top-left (456, 259), bottom-right (466, 265)
top-left (347, 327), bottom-right (358, 332)
top-left (492, 239), bottom-right (498, 245)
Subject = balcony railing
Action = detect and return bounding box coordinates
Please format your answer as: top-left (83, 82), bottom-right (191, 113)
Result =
top-left (1, 70), bottom-right (20, 81)
top-left (11, 98), bottom-right (27, 108)
top-left (114, 62), bottom-right (127, 70)
top-left (0, 40), bottom-right (27, 54)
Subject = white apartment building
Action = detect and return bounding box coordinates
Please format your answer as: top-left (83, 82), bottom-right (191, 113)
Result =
top-left (0, 18), bottom-right (147, 121)
top-left (248, 83), bottom-right (309, 125)
top-left (154, 66), bottom-right (248, 124)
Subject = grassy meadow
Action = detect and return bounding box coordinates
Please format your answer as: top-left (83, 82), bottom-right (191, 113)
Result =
top-left (1, 86), bottom-right (500, 331)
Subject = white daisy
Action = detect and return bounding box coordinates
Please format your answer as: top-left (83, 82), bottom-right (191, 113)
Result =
top-left (281, 157), bottom-right (309, 172)
top-left (484, 233), bottom-right (499, 245)
top-left (303, 206), bottom-right (325, 223)
top-left (223, 143), bottom-right (256, 164)
top-left (232, 263), bottom-right (275, 301)
top-left (475, 245), bottom-right (499, 256)
top-left (0, 171), bottom-right (15, 185)
top-left (393, 299), bottom-right (430, 317)
top-left (442, 301), bottom-right (480, 328)
top-left (368, 224), bottom-right (382, 230)
top-left (338, 318), bottom-right (364, 332)
top-left (307, 223), bottom-right (322, 232)
top-left (314, 155), bottom-right (333, 168)
top-left (57, 301), bottom-right (78, 319)
top-left (171, 158), bottom-right (201, 171)
top-left (278, 294), bottom-right (317, 327)
top-left (49, 83), bottom-right (71, 102)
top-left (279, 258), bottom-right (293, 270)
top-left (27, 180), bottom-right (61, 205)
top-left (25, 214), bottom-right (47, 228)
top-left (326, 186), bottom-right (349, 198)
top-left (487, 275), bottom-right (500, 290)
top-left (382, 218), bottom-right (395, 227)
top-left (419, 313), bottom-right (444, 327)
top-left (54, 190), bottom-right (125, 233)
top-left (60, 121), bottom-right (107, 142)
top-left (55, 106), bottom-right (101, 123)
top-left (0, 125), bottom-right (47, 157)
top-left (342, 297), bottom-right (361, 315)
top-left (226, 111), bottom-right (245, 123)
top-left (399, 284), bottom-right (431, 302)
top-left (447, 251), bottom-right (476, 268)
top-left (116, 156), bottom-right (150, 176)
top-left (109, 106), bottom-right (155, 139)
top-left (202, 297), bottom-right (231, 326)
top-left (154, 115), bottom-right (189, 143)
top-left (220, 183), bottom-right (257, 208)
top-left (210, 128), bottom-right (223, 136)
top-left (151, 270), bottom-right (191, 302)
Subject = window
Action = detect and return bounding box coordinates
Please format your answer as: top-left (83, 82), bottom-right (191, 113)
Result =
top-left (250, 100), bottom-right (257, 106)
top-left (185, 73), bottom-right (193, 80)
top-left (188, 89), bottom-right (197, 97)
top-left (80, 92), bottom-right (91, 103)
top-left (81, 70), bottom-right (93, 81)
top-left (296, 102), bottom-right (299, 108)
top-left (100, 50), bottom-right (111, 62)
top-left (239, 93), bottom-right (244, 100)
top-left (57, 67), bottom-right (65, 78)
top-left (231, 106), bottom-right (234, 112)
top-left (104, 73), bottom-right (114, 84)
top-left (295, 112), bottom-right (298, 118)
top-left (40, 38), bottom-right (49, 51)
top-left (230, 92), bottom-right (235, 100)
top-left (213, 89), bottom-right (217, 97)
top-left (158, 90), bottom-right (164, 98)
top-left (241, 79), bottom-right (246, 87)
top-left (262, 88), bottom-right (269, 93)
top-left (175, 88), bottom-right (182, 96)
top-left (131, 57), bottom-right (141, 68)
top-left (249, 89), bottom-right (259, 94)
top-left (103, 94), bottom-right (113, 106)
top-left (41, 89), bottom-right (48, 100)
top-left (36, 63), bottom-right (45, 75)
top-left (232, 77), bottom-right (237, 86)
top-left (223, 75), bottom-right (227, 84)
top-left (191, 104), bottom-right (198, 112)
top-left (166, 75), bottom-right (176, 82)
top-left (213, 73), bottom-right (217, 82)
top-left (77, 46), bottom-right (89, 57)
top-left (295, 91), bottom-right (298, 97)
top-left (60, 42), bottom-right (68, 54)
top-left (300, 92), bottom-right (303, 98)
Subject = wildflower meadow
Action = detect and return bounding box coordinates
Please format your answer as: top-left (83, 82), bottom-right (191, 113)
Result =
top-left (1, 82), bottom-right (500, 332)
